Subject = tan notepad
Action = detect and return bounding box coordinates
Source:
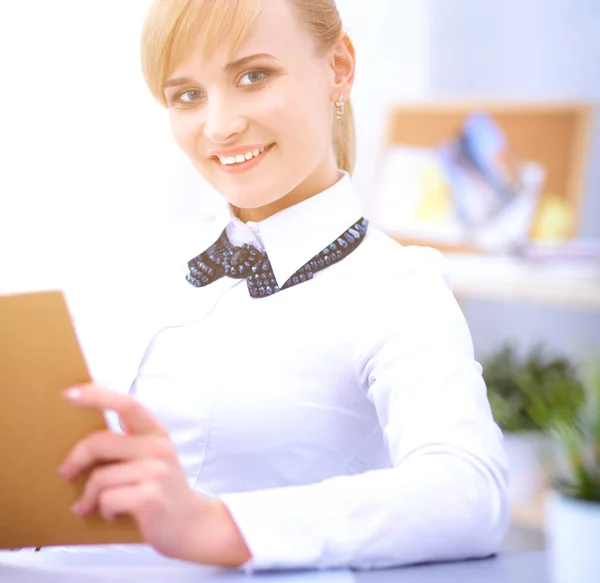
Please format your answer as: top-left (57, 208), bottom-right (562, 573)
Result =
top-left (0, 290), bottom-right (142, 548)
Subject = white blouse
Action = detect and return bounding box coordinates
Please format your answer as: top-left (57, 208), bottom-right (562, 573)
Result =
top-left (70, 173), bottom-right (509, 571)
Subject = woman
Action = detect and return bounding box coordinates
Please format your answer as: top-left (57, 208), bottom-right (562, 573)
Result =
top-left (58, 0), bottom-right (509, 571)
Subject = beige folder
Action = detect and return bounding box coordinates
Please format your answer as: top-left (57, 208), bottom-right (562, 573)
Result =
top-left (0, 290), bottom-right (142, 549)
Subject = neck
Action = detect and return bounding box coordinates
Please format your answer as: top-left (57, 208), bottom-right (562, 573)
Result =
top-left (233, 159), bottom-right (341, 223)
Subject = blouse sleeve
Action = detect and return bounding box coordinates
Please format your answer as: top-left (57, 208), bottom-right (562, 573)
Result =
top-left (220, 247), bottom-right (509, 572)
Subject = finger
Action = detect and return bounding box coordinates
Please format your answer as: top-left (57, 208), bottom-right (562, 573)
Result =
top-left (59, 430), bottom-right (173, 481)
top-left (98, 482), bottom-right (161, 522)
top-left (72, 460), bottom-right (168, 517)
top-left (64, 384), bottom-right (167, 436)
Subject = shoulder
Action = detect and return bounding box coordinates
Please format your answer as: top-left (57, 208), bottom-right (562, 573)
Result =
top-left (358, 227), bottom-right (451, 291)
top-left (353, 228), bottom-right (473, 359)
top-left (351, 226), bottom-right (467, 338)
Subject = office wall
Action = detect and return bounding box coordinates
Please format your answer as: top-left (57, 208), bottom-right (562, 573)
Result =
top-left (0, 1), bottom-right (182, 292)
top-left (336, 0), bottom-right (432, 200)
top-left (428, 0), bottom-right (600, 362)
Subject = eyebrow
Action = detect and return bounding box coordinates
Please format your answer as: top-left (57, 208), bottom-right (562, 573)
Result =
top-left (163, 53), bottom-right (278, 89)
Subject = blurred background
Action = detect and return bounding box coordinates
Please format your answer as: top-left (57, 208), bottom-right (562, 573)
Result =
top-left (1, 0), bottom-right (599, 567)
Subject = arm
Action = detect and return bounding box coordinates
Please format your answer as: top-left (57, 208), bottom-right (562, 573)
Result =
top-left (60, 248), bottom-right (508, 571)
top-left (220, 247), bottom-right (509, 571)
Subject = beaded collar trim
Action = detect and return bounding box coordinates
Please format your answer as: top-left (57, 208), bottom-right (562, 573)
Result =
top-left (186, 217), bottom-right (369, 298)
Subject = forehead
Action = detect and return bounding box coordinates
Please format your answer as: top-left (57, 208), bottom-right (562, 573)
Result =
top-left (170, 0), bottom-right (312, 75)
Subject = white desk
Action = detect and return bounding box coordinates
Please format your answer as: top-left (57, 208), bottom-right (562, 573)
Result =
top-left (0, 550), bottom-right (548, 583)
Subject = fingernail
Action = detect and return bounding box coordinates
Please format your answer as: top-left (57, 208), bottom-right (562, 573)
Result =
top-left (71, 502), bottom-right (83, 516)
top-left (64, 388), bottom-right (82, 401)
top-left (57, 465), bottom-right (69, 480)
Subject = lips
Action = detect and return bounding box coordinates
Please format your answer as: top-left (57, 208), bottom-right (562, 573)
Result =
top-left (217, 145), bottom-right (267, 166)
top-left (210, 143), bottom-right (274, 161)
top-left (212, 143), bottom-right (274, 174)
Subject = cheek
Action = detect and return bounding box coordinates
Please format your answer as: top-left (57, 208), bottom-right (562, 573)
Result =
top-left (286, 78), bottom-right (332, 146)
top-left (286, 96), bottom-right (332, 158)
top-left (249, 91), bottom-right (288, 129)
top-left (258, 90), bottom-right (331, 155)
top-left (168, 112), bottom-right (199, 158)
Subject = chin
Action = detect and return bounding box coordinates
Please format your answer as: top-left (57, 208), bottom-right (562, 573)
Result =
top-left (226, 193), bottom-right (281, 213)
top-left (219, 181), bottom-right (283, 212)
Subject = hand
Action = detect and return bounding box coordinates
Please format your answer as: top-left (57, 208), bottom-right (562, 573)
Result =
top-left (59, 384), bottom-right (251, 567)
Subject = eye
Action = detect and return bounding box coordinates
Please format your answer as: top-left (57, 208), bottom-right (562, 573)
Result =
top-left (239, 70), bottom-right (266, 87)
top-left (174, 89), bottom-right (205, 106)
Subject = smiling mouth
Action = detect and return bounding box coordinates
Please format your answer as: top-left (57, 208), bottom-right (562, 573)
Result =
top-left (212, 143), bottom-right (275, 174)
top-left (215, 144), bottom-right (274, 166)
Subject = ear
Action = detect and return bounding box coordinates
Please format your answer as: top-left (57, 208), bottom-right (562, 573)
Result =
top-left (329, 32), bottom-right (356, 101)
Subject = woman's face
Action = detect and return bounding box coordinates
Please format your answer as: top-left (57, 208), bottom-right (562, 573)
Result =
top-left (164, 0), bottom-right (350, 222)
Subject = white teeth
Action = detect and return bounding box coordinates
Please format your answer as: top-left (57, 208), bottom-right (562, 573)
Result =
top-left (217, 146), bottom-right (269, 165)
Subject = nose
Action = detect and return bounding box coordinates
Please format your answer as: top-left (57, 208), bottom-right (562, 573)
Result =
top-left (204, 97), bottom-right (247, 144)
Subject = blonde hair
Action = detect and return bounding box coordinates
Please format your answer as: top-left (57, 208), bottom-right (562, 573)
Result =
top-left (141, 0), bottom-right (355, 174)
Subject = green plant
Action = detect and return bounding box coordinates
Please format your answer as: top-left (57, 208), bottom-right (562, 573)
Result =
top-left (483, 343), bottom-right (585, 433)
top-left (551, 362), bottom-right (600, 502)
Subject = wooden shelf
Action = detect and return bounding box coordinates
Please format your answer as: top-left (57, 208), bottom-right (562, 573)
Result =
top-left (443, 253), bottom-right (600, 310)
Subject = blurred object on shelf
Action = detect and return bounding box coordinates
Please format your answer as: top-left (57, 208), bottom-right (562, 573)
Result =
top-left (375, 147), bottom-right (463, 243)
top-left (414, 157), bottom-right (454, 225)
top-left (468, 162), bottom-right (544, 252)
top-left (372, 101), bottom-right (593, 254)
top-left (437, 112), bottom-right (527, 228)
top-left (530, 194), bottom-right (576, 241)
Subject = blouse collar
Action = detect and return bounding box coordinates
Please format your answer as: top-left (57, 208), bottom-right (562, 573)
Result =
top-left (218, 172), bottom-right (363, 288)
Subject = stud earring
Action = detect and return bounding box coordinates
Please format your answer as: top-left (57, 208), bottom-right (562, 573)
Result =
top-left (334, 95), bottom-right (345, 119)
